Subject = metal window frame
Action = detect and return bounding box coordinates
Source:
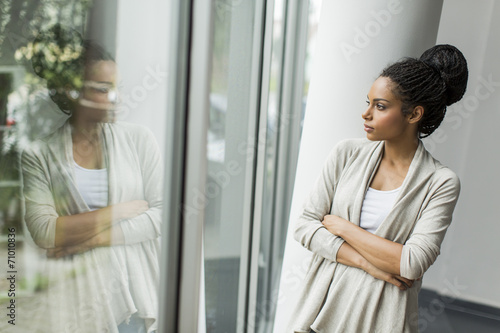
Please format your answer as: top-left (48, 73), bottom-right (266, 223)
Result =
top-left (159, 0), bottom-right (311, 331)
top-left (157, 0), bottom-right (193, 332)
top-left (166, 0), bottom-right (218, 332)
top-left (245, 0), bottom-right (277, 332)
top-left (273, 0), bottom-right (310, 264)
top-left (177, 0), bottom-right (215, 331)
top-left (233, 0), bottom-right (268, 332)
top-left (246, 0), bottom-right (311, 332)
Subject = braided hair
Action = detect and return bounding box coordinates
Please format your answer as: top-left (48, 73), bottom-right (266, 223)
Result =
top-left (380, 44), bottom-right (468, 138)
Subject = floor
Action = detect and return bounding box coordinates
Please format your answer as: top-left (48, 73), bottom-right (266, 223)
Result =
top-left (418, 289), bottom-right (500, 333)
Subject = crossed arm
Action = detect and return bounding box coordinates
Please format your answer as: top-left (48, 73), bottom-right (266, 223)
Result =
top-left (47, 200), bottom-right (150, 258)
top-left (22, 128), bottom-right (163, 258)
top-left (295, 146), bottom-right (459, 291)
top-left (321, 214), bottom-right (414, 291)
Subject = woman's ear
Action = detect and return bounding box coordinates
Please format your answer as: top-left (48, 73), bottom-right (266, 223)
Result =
top-left (408, 106), bottom-right (424, 124)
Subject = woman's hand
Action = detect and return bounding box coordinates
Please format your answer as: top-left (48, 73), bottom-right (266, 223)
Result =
top-left (111, 200), bottom-right (149, 221)
top-left (362, 260), bottom-right (414, 291)
top-left (322, 214), bottom-right (351, 236)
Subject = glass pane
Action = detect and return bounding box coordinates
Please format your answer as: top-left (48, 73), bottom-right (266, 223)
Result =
top-left (204, 0), bottom-right (262, 331)
top-left (0, 1), bottom-right (170, 332)
top-left (254, 0), bottom-right (286, 331)
top-left (254, 0), bottom-right (323, 331)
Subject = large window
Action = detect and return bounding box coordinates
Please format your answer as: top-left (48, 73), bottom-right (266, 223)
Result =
top-left (0, 0), bottom-right (321, 332)
top-left (0, 1), bottom-right (170, 332)
top-left (203, 0), bottom-right (265, 331)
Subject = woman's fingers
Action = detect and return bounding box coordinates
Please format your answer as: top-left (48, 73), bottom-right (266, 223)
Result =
top-left (363, 263), bottom-right (415, 291)
top-left (391, 276), bottom-right (415, 290)
top-left (46, 248), bottom-right (65, 258)
top-left (46, 249), bottom-right (56, 258)
top-left (388, 277), bottom-right (407, 291)
top-left (396, 276), bottom-right (414, 288)
top-left (386, 275), bottom-right (414, 291)
top-left (47, 245), bottom-right (82, 258)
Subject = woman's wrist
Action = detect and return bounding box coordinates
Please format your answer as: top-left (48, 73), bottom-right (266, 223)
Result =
top-left (336, 242), bottom-right (369, 270)
top-left (358, 256), bottom-right (371, 271)
top-left (93, 206), bottom-right (114, 227)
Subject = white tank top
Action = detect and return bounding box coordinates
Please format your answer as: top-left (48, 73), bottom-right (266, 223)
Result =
top-left (73, 161), bottom-right (109, 211)
top-left (359, 186), bottom-right (400, 233)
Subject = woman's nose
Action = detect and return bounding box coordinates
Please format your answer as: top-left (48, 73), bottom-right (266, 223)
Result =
top-left (361, 106), bottom-right (371, 120)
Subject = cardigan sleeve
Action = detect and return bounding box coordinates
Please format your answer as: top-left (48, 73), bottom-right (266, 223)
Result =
top-left (294, 145), bottom-right (348, 262)
top-left (117, 126), bottom-right (164, 244)
top-left (399, 170), bottom-right (460, 280)
top-left (21, 146), bottom-right (58, 249)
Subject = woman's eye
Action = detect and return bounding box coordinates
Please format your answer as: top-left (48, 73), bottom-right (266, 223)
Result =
top-left (376, 104), bottom-right (385, 110)
top-left (366, 100), bottom-right (370, 105)
top-left (93, 87), bottom-right (110, 94)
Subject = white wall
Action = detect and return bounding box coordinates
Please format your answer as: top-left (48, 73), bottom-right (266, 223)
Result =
top-left (273, 1), bottom-right (444, 331)
top-left (115, 0), bottom-right (170, 149)
top-left (421, 0), bottom-right (500, 308)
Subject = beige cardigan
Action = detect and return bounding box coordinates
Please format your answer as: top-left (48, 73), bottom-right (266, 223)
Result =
top-left (290, 138), bottom-right (460, 333)
top-left (21, 120), bottom-right (163, 333)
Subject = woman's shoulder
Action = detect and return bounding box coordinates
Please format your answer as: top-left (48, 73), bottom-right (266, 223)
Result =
top-left (21, 123), bottom-right (68, 158)
top-left (431, 163), bottom-right (460, 191)
top-left (421, 149), bottom-right (461, 194)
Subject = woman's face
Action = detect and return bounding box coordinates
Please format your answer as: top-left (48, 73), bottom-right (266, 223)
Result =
top-left (75, 60), bottom-right (117, 122)
top-left (362, 77), bottom-right (412, 142)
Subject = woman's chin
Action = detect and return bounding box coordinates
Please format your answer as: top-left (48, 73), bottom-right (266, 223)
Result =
top-left (365, 133), bottom-right (378, 141)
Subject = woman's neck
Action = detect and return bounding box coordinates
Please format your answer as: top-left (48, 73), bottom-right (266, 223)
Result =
top-left (383, 137), bottom-right (419, 167)
top-left (69, 116), bottom-right (102, 143)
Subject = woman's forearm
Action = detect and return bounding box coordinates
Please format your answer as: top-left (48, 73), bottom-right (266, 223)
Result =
top-left (336, 242), bottom-right (368, 269)
top-left (54, 200), bottom-right (148, 247)
top-left (336, 219), bottom-right (402, 275)
top-left (323, 215), bottom-right (402, 275)
top-left (336, 241), bottom-right (413, 290)
top-left (55, 207), bottom-right (114, 247)
top-left (49, 225), bottom-right (125, 258)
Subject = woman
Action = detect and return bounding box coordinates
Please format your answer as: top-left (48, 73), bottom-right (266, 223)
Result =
top-left (21, 25), bottom-right (162, 332)
top-left (290, 44), bottom-right (468, 332)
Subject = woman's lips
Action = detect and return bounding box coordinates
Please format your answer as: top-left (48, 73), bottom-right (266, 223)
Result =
top-left (364, 124), bottom-right (374, 132)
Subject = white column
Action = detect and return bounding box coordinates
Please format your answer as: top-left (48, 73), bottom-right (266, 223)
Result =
top-left (273, 0), bottom-right (443, 331)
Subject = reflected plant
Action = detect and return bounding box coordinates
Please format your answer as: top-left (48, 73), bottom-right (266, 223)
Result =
top-left (15, 23), bottom-right (86, 115)
top-left (0, 0), bottom-right (93, 58)
top-left (0, 1), bottom-right (94, 142)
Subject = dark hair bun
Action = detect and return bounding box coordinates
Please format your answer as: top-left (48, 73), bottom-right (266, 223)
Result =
top-left (419, 44), bottom-right (468, 106)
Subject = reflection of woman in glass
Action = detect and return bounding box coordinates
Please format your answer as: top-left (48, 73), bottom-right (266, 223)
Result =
top-left (21, 25), bottom-right (162, 333)
top-left (290, 45), bottom-right (468, 332)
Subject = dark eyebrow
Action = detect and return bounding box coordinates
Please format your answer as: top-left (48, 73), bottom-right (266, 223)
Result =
top-left (367, 95), bottom-right (391, 103)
